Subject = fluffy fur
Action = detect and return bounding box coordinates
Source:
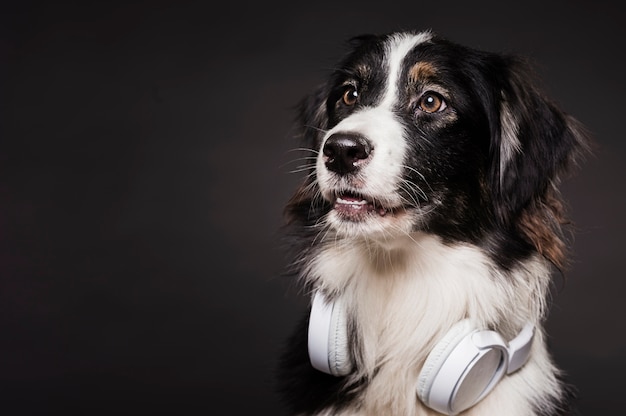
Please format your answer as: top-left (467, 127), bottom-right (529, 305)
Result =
top-left (278, 30), bottom-right (589, 416)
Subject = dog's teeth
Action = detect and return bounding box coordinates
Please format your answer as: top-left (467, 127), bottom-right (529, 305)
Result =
top-left (337, 197), bottom-right (367, 205)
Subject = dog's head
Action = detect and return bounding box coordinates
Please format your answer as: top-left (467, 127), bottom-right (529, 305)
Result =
top-left (286, 31), bottom-right (589, 268)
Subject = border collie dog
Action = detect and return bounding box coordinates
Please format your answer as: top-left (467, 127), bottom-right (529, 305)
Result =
top-left (278, 30), bottom-right (589, 416)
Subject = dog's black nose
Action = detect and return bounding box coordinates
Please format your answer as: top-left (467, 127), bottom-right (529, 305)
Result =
top-left (323, 133), bottom-right (371, 174)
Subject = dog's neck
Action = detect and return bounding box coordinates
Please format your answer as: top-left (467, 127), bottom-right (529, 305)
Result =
top-left (302, 231), bottom-right (553, 414)
top-left (304, 231), bottom-right (549, 341)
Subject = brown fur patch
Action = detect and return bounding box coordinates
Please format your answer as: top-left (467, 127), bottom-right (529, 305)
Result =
top-left (518, 189), bottom-right (569, 271)
top-left (408, 61), bottom-right (437, 83)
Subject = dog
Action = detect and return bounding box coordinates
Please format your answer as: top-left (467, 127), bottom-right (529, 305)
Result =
top-left (277, 30), bottom-right (589, 416)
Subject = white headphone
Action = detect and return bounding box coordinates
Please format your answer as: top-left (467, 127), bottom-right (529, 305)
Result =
top-left (308, 291), bottom-right (535, 415)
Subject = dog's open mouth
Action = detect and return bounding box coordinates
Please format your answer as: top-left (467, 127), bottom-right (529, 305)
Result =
top-left (332, 192), bottom-right (396, 221)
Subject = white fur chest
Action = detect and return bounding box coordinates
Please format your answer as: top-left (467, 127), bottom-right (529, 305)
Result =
top-left (303, 232), bottom-right (558, 415)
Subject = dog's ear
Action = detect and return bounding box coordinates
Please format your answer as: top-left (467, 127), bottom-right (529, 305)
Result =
top-left (488, 57), bottom-right (590, 267)
top-left (284, 85), bottom-right (330, 225)
top-left (296, 84), bottom-right (329, 149)
top-left (489, 57), bottom-right (589, 223)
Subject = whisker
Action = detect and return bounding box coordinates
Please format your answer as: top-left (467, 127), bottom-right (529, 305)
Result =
top-left (401, 165), bottom-right (434, 193)
top-left (312, 218), bottom-right (333, 247)
top-left (303, 124), bottom-right (329, 135)
top-left (397, 179), bottom-right (427, 209)
top-left (289, 165), bottom-right (317, 174)
top-left (286, 147), bottom-right (320, 155)
top-left (398, 181), bottom-right (424, 207)
top-left (279, 149), bottom-right (319, 172)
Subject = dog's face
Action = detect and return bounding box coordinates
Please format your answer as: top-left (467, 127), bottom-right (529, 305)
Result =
top-left (313, 31), bottom-right (488, 238)
top-left (289, 31), bottom-right (585, 258)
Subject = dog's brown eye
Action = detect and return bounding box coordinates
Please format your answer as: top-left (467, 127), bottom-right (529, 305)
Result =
top-left (418, 92), bottom-right (446, 113)
top-left (342, 87), bottom-right (358, 106)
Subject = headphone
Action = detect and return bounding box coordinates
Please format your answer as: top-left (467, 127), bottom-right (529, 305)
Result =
top-left (307, 291), bottom-right (535, 415)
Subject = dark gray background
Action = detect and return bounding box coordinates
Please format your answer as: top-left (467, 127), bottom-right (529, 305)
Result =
top-left (2, 1), bottom-right (624, 414)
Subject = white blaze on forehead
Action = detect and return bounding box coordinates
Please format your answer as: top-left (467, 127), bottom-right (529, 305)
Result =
top-left (317, 31), bottom-right (433, 209)
top-left (380, 31), bottom-right (433, 108)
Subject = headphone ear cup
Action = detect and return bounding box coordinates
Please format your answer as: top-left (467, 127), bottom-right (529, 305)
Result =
top-left (417, 319), bottom-right (473, 402)
top-left (308, 292), bottom-right (352, 376)
top-left (417, 320), bottom-right (510, 415)
top-left (327, 296), bottom-right (351, 376)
